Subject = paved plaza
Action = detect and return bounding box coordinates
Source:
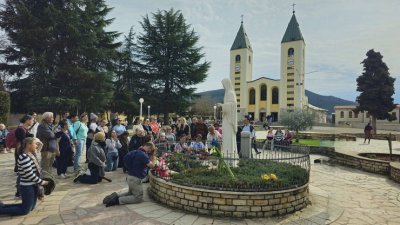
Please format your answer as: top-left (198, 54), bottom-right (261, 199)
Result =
top-left (1, 136), bottom-right (400, 225)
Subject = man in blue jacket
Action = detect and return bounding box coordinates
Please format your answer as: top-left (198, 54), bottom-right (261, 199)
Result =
top-left (103, 142), bottom-right (155, 207)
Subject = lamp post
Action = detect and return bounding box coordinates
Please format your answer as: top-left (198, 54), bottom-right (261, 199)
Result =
top-left (148, 105), bottom-right (151, 118)
top-left (139, 98), bottom-right (144, 118)
top-left (296, 70), bottom-right (318, 111)
top-left (213, 105), bottom-right (217, 120)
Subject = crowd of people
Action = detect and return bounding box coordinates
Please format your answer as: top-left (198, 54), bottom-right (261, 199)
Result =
top-left (0, 111), bottom-right (229, 214)
top-left (0, 110), bottom-right (297, 215)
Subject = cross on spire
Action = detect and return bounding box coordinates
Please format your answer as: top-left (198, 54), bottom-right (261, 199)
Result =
top-left (241, 14), bottom-right (244, 24)
top-left (292, 3), bottom-right (296, 14)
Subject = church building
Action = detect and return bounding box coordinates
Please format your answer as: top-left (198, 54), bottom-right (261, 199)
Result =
top-left (229, 11), bottom-right (326, 122)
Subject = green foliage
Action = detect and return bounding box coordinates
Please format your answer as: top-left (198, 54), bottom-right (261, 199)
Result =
top-left (0, 91), bottom-right (10, 123)
top-left (137, 8), bottom-right (210, 121)
top-left (356, 49), bottom-right (396, 121)
top-left (280, 110), bottom-right (314, 135)
top-left (171, 159), bottom-right (308, 191)
top-left (0, 0), bottom-right (120, 113)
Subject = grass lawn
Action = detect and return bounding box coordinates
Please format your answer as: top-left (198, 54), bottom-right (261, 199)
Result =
top-left (293, 139), bottom-right (321, 146)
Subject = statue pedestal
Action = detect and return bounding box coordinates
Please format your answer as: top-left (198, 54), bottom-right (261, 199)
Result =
top-left (240, 131), bottom-right (252, 159)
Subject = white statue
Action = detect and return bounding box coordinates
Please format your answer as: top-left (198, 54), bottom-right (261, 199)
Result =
top-left (219, 78), bottom-right (238, 157)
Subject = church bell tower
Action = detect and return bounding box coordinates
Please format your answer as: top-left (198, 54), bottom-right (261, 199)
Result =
top-left (230, 18), bottom-right (253, 115)
top-left (280, 10), bottom-right (306, 112)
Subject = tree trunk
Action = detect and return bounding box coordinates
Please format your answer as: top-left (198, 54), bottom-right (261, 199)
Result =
top-left (372, 116), bottom-right (377, 135)
top-left (163, 112), bottom-right (169, 126)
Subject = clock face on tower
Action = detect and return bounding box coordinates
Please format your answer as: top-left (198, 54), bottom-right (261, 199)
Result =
top-left (288, 59), bottom-right (294, 65)
top-left (235, 65), bottom-right (240, 72)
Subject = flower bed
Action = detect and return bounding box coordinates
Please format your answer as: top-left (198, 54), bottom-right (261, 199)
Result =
top-left (169, 159), bottom-right (309, 192)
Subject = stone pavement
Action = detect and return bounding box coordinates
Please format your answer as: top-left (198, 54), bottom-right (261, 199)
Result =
top-left (1, 149), bottom-right (400, 224)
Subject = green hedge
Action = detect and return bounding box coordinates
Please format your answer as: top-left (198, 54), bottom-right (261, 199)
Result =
top-left (0, 91), bottom-right (10, 124)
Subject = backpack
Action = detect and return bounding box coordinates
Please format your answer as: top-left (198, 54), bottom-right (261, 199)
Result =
top-left (6, 129), bottom-right (18, 149)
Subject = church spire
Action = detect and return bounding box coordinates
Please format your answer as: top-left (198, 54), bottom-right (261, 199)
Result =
top-left (231, 17), bottom-right (252, 50)
top-left (281, 10), bottom-right (304, 43)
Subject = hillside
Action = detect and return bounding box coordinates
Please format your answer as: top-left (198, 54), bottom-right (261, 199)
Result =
top-left (196, 89), bottom-right (355, 114)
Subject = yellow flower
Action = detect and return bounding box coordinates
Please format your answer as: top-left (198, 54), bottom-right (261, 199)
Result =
top-left (261, 174), bottom-right (270, 181)
top-left (270, 173), bottom-right (278, 181)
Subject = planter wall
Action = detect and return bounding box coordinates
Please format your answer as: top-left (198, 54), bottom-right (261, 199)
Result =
top-left (390, 163), bottom-right (400, 183)
top-left (331, 152), bottom-right (390, 174)
top-left (149, 174), bottom-right (309, 218)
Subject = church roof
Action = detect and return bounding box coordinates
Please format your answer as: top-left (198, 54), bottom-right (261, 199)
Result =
top-left (281, 13), bottom-right (304, 43)
top-left (231, 23), bottom-right (252, 50)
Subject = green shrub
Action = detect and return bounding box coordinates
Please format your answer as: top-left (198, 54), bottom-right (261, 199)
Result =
top-left (0, 91), bottom-right (10, 124)
top-left (170, 159), bottom-right (309, 191)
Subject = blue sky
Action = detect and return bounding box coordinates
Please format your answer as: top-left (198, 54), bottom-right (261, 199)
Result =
top-left (108, 0), bottom-right (400, 103)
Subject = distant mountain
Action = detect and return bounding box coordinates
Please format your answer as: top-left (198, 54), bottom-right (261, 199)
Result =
top-left (305, 90), bottom-right (355, 114)
top-left (196, 89), bottom-right (355, 114)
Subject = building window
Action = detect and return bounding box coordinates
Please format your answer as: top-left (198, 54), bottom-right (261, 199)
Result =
top-left (234, 82), bottom-right (240, 85)
top-left (287, 97), bottom-right (294, 100)
top-left (235, 77), bottom-right (240, 80)
top-left (249, 89), bottom-right (255, 105)
top-left (287, 91), bottom-right (294, 94)
top-left (288, 48), bottom-right (294, 56)
top-left (340, 111), bottom-right (344, 118)
top-left (366, 112), bottom-right (370, 118)
top-left (272, 87), bottom-right (279, 104)
top-left (235, 88), bottom-right (240, 91)
top-left (260, 84), bottom-right (267, 101)
top-left (287, 79), bottom-right (294, 82)
top-left (287, 73), bottom-right (294, 76)
top-left (287, 85), bottom-right (294, 88)
top-left (287, 66), bottom-right (294, 70)
top-left (249, 56), bottom-right (251, 64)
top-left (236, 94), bottom-right (240, 96)
top-left (287, 104), bottom-right (294, 107)
top-left (354, 112), bottom-right (358, 118)
top-left (235, 71), bottom-right (240, 74)
top-left (235, 55), bottom-right (241, 63)
top-left (349, 111), bottom-right (353, 118)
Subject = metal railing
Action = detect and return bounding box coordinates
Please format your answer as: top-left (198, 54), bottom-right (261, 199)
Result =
top-left (152, 140), bottom-right (310, 192)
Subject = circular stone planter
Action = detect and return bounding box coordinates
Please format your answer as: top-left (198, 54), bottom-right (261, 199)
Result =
top-left (149, 174), bottom-right (309, 218)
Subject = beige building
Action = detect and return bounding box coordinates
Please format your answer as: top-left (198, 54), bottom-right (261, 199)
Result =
top-left (335, 105), bottom-right (400, 130)
top-left (229, 11), bottom-right (322, 122)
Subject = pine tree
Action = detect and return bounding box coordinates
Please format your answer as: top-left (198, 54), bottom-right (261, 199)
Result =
top-left (137, 8), bottom-right (210, 122)
top-left (113, 27), bottom-right (142, 121)
top-left (356, 49), bottom-right (396, 134)
top-left (0, 0), bottom-right (120, 113)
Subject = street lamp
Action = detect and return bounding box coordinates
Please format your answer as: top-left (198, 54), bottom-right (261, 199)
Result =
top-left (148, 105), bottom-right (151, 118)
top-left (213, 105), bottom-right (217, 120)
top-left (296, 70), bottom-right (318, 110)
top-left (139, 98), bottom-right (144, 118)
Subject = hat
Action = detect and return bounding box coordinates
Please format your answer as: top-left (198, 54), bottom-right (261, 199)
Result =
top-left (43, 177), bottom-right (56, 195)
top-left (94, 132), bottom-right (106, 142)
top-left (89, 113), bottom-right (98, 121)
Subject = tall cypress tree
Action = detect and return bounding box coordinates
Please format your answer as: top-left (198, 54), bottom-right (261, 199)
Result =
top-left (0, 0), bottom-right (120, 113)
top-left (356, 49), bottom-right (396, 134)
top-left (137, 8), bottom-right (210, 121)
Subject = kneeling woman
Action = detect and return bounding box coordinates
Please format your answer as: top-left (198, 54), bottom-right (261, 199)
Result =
top-left (74, 132), bottom-right (106, 184)
top-left (0, 137), bottom-right (48, 216)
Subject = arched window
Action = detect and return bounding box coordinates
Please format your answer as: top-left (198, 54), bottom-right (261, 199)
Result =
top-left (288, 48), bottom-right (294, 56)
top-left (272, 87), bottom-right (279, 104)
top-left (340, 111), bottom-right (344, 118)
top-left (249, 89), bottom-right (255, 105)
top-left (260, 84), bottom-right (267, 101)
top-left (349, 111), bottom-right (353, 118)
top-left (235, 55), bottom-right (241, 63)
